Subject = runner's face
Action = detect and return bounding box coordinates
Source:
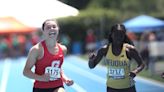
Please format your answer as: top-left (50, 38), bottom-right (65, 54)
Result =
top-left (112, 30), bottom-right (125, 43)
top-left (43, 20), bottom-right (59, 40)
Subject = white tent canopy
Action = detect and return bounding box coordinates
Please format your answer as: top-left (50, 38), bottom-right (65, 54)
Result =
top-left (0, 0), bottom-right (79, 28)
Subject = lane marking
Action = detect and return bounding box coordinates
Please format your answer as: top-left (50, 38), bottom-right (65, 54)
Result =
top-left (0, 59), bottom-right (11, 92)
top-left (66, 56), bottom-right (164, 89)
top-left (65, 56), bottom-right (164, 88)
top-left (71, 83), bottom-right (87, 92)
top-left (30, 80), bottom-right (87, 92)
top-left (29, 69), bottom-right (87, 92)
top-left (30, 78), bottom-right (87, 92)
top-left (136, 76), bottom-right (164, 88)
top-left (64, 62), bottom-right (106, 84)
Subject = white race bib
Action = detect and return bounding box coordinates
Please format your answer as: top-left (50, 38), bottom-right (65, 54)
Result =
top-left (108, 68), bottom-right (125, 79)
top-left (45, 61), bottom-right (61, 81)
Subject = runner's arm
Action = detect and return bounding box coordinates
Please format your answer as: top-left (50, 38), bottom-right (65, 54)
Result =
top-left (61, 69), bottom-right (69, 82)
top-left (88, 46), bottom-right (108, 69)
top-left (127, 46), bottom-right (145, 76)
top-left (60, 44), bottom-right (74, 85)
top-left (59, 44), bottom-right (67, 55)
top-left (61, 69), bottom-right (74, 86)
top-left (23, 45), bottom-right (50, 81)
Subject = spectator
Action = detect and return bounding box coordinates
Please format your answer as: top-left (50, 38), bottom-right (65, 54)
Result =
top-left (85, 29), bottom-right (96, 52)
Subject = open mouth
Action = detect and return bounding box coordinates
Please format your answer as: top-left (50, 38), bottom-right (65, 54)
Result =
top-left (49, 32), bottom-right (56, 36)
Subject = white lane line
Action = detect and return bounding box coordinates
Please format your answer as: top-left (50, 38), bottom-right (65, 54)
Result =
top-left (71, 83), bottom-right (87, 92)
top-left (30, 81), bottom-right (87, 92)
top-left (30, 77), bottom-right (87, 92)
top-left (67, 56), bottom-right (164, 89)
top-left (30, 73), bottom-right (86, 92)
top-left (136, 76), bottom-right (164, 88)
top-left (64, 62), bottom-right (106, 84)
top-left (0, 59), bottom-right (11, 92)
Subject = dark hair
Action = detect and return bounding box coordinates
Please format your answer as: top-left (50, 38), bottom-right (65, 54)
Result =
top-left (108, 24), bottom-right (134, 45)
top-left (41, 19), bottom-right (58, 31)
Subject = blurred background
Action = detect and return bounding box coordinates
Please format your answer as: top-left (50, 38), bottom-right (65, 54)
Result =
top-left (0, 0), bottom-right (164, 92)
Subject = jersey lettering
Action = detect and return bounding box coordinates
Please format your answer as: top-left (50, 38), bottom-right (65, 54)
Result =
top-left (108, 68), bottom-right (125, 79)
top-left (45, 60), bottom-right (61, 81)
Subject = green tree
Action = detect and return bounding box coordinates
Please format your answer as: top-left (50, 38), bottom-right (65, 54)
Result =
top-left (87, 0), bottom-right (164, 16)
top-left (60, 0), bottom-right (91, 9)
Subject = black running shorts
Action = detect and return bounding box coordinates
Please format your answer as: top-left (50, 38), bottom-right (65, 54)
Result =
top-left (107, 86), bottom-right (136, 92)
top-left (33, 86), bottom-right (64, 92)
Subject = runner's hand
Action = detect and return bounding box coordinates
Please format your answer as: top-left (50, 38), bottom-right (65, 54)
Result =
top-left (88, 52), bottom-right (96, 60)
top-left (39, 73), bottom-right (50, 82)
top-left (65, 79), bottom-right (74, 86)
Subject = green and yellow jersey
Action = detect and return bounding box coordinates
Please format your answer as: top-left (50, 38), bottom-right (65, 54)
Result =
top-left (105, 44), bottom-right (135, 89)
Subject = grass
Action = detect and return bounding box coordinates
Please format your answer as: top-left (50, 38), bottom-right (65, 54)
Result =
top-left (138, 69), bottom-right (164, 82)
top-left (79, 54), bottom-right (164, 83)
top-left (137, 63), bottom-right (164, 83)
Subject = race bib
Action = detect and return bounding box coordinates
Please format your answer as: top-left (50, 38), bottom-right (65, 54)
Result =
top-left (108, 68), bottom-right (125, 79)
top-left (45, 61), bottom-right (61, 81)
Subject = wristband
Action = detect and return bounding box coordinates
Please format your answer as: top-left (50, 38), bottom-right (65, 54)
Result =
top-left (129, 72), bottom-right (136, 78)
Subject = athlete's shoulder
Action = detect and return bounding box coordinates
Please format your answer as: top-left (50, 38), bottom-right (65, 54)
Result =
top-left (57, 43), bottom-right (67, 55)
top-left (102, 44), bottom-right (108, 48)
top-left (57, 43), bottom-right (67, 49)
top-left (96, 44), bottom-right (109, 56)
top-left (124, 43), bottom-right (135, 51)
top-left (124, 43), bottom-right (139, 58)
top-left (29, 42), bottom-right (42, 55)
top-left (32, 42), bottom-right (42, 50)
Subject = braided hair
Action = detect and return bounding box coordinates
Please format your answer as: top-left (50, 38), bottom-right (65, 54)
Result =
top-left (108, 24), bottom-right (134, 46)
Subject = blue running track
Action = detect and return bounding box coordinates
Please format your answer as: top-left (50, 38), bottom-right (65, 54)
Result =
top-left (0, 55), bottom-right (164, 92)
